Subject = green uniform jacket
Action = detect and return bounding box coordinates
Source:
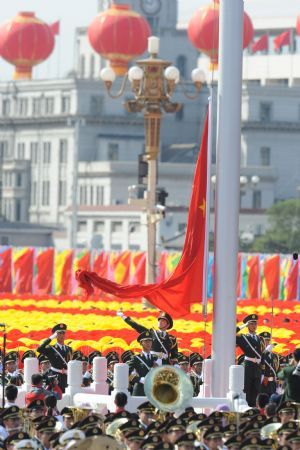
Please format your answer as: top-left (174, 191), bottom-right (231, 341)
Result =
top-left (277, 365), bottom-right (300, 403)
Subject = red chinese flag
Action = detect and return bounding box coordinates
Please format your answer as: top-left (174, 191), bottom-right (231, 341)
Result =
top-left (36, 248), bottom-right (54, 294)
top-left (50, 21), bottom-right (60, 36)
top-left (252, 34), bottom-right (268, 54)
top-left (247, 255), bottom-right (259, 299)
top-left (274, 30), bottom-right (290, 50)
top-left (93, 251), bottom-right (109, 277)
top-left (264, 254), bottom-right (280, 299)
top-left (130, 252), bottom-right (146, 284)
top-left (76, 114), bottom-right (209, 317)
top-left (0, 247), bottom-right (12, 292)
top-left (156, 252), bottom-right (167, 283)
top-left (61, 251), bottom-right (73, 295)
top-left (286, 259), bottom-right (299, 301)
top-left (14, 249), bottom-right (34, 294)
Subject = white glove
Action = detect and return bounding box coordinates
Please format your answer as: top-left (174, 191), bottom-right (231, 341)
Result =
top-left (140, 377), bottom-right (145, 384)
top-left (156, 358), bottom-right (162, 366)
top-left (50, 332), bottom-right (57, 340)
top-left (239, 322), bottom-right (248, 330)
top-left (174, 364), bottom-right (180, 369)
top-left (292, 362), bottom-right (300, 377)
top-left (116, 311), bottom-right (126, 320)
top-left (83, 371), bottom-right (92, 379)
top-left (265, 344), bottom-right (274, 352)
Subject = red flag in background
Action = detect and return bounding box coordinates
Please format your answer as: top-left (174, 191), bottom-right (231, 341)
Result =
top-left (130, 252), bottom-right (146, 284)
top-left (50, 21), bottom-right (60, 36)
top-left (252, 34), bottom-right (268, 54)
top-left (76, 114), bottom-right (209, 317)
top-left (285, 259), bottom-right (299, 300)
top-left (247, 255), bottom-right (259, 299)
top-left (14, 248), bottom-right (34, 294)
top-left (0, 247), bottom-right (12, 292)
top-left (35, 248), bottom-right (54, 294)
top-left (273, 30), bottom-right (290, 51)
top-left (93, 251), bottom-right (109, 277)
top-left (262, 254), bottom-right (280, 299)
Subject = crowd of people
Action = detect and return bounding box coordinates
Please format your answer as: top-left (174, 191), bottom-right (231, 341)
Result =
top-left (0, 310), bottom-right (299, 449)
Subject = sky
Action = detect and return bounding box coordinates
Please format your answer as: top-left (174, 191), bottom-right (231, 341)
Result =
top-left (0, 0), bottom-right (299, 80)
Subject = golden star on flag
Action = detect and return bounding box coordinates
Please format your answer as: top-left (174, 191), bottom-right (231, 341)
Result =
top-left (199, 199), bottom-right (206, 217)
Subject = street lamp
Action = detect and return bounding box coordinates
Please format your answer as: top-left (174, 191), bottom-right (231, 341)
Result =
top-left (100, 36), bottom-right (205, 283)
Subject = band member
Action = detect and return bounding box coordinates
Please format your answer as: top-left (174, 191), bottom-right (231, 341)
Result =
top-left (128, 331), bottom-right (157, 396)
top-left (37, 323), bottom-right (72, 393)
top-left (117, 310), bottom-right (178, 364)
top-left (236, 314), bottom-right (264, 407)
top-left (106, 352), bottom-right (119, 394)
top-left (189, 353), bottom-right (203, 397)
top-left (259, 331), bottom-right (279, 395)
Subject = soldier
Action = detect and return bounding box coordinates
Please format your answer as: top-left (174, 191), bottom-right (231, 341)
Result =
top-left (236, 314), bottom-right (264, 407)
top-left (106, 352), bottom-right (119, 394)
top-left (117, 310), bottom-right (178, 365)
top-left (189, 353), bottom-right (203, 397)
top-left (36, 323), bottom-right (72, 393)
top-left (4, 352), bottom-right (23, 385)
top-left (177, 354), bottom-right (189, 374)
top-left (259, 331), bottom-right (280, 395)
top-left (128, 331), bottom-right (157, 396)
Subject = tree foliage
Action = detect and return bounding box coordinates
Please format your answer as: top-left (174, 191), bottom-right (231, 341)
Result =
top-left (252, 199), bottom-right (300, 253)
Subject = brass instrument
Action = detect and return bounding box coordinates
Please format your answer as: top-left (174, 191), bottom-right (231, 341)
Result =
top-left (144, 365), bottom-right (193, 412)
top-left (68, 407), bottom-right (91, 423)
top-left (260, 422), bottom-right (281, 440)
top-left (67, 435), bottom-right (123, 450)
top-left (106, 418), bottom-right (128, 439)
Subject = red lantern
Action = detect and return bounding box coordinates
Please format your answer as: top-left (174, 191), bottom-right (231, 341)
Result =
top-left (88, 3), bottom-right (151, 76)
top-left (296, 15), bottom-right (300, 36)
top-left (0, 12), bottom-right (55, 80)
top-left (188, 1), bottom-right (253, 68)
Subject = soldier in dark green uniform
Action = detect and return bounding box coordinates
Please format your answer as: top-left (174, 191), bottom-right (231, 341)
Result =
top-left (259, 331), bottom-right (280, 395)
top-left (189, 353), bottom-right (203, 397)
top-left (236, 314), bottom-right (264, 407)
top-left (117, 310), bottom-right (178, 365)
top-left (128, 331), bottom-right (157, 396)
top-left (37, 323), bottom-right (72, 393)
top-left (106, 351), bottom-right (119, 394)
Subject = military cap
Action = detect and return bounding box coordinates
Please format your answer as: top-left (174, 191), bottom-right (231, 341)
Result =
top-left (189, 353), bottom-right (204, 366)
top-left (48, 431), bottom-right (62, 447)
top-left (21, 350), bottom-right (36, 362)
top-left (125, 429), bottom-right (145, 442)
top-left (137, 401), bottom-right (155, 413)
top-left (277, 401), bottom-right (297, 415)
top-left (1, 405), bottom-right (20, 420)
top-left (137, 330), bottom-right (153, 343)
top-left (259, 331), bottom-right (271, 339)
top-left (52, 323), bottom-right (67, 333)
top-left (88, 350), bottom-right (102, 364)
top-left (119, 419), bottom-right (140, 434)
top-left (278, 421), bottom-right (299, 435)
top-left (196, 417), bottom-right (216, 430)
top-left (277, 446), bottom-right (292, 450)
top-left (106, 350), bottom-right (119, 359)
top-left (178, 354), bottom-right (189, 365)
top-left (38, 354), bottom-right (49, 363)
top-left (240, 436), bottom-right (269, 449)
top-left (31, 416), bottom-right (46, 428)
top-left (203, 425), bottom-right (223, 439)
top-left (61, 407), bottom-right (74, 417)
top-left (263, 415), bottom-right (280, 425)
top-left (178, 410), bottom-right (198, 423)
top-left (196, 413), bottom-right (207, 421)
top-left (36, 417), bottom-right (56, 432)
top-left (72, 350), bottom-right (83, 360)
top-left (112, 411), bottom-right (132, 420)
top-left (209, 411), bottom-right (224, 420)
top-left (156, 421), bottom-right (169, 433)
top-left (85, 426), bottom-right (103, 437)
top-left (106, 353), bottom-right (119, 365)
top-left (4, 352), bottom-right (17, 364)
top-left (145, 421), bottom-right (162, 436)
top-left (222, 423), bottom-right (237, 437)
top-left (59, 429), bottom-right (86, 445)
top-left (27, 399), bottom-right (45, 411)
top-left (141, 435), bottom-right (162, 449)
top-left (4, 432), bottom-right (31, 446)
top-left (241, 421), bottom-right (262, 437)
top-left (279, 355), bottom-right (289, 366)
top-left (224, 434), bottom-right (243, 448)
top-left (79, 355), bottom-right (89, 363)
top-left (175, 432), bottom-right (195, 447)
top-left (152, 442), bottom-right (174, 450)
top-left (77, 414), bottom-right (99, 430)
top-left (261, 438), bottom-right (275, 449)
top-left (287, 430), bottom-right (300, 443)
top-left (243, 314), bottom-right (258, 324)
top-left (14, 439), bottom-right (40, 449)
top-left (240, 408), bottom-right (260, 419)
top-left (158, 311), bottom-right (173, 329)
top-left (165, 418), bottom-right (186, 433)
top-left (121, 350), bottom-right (134, 363)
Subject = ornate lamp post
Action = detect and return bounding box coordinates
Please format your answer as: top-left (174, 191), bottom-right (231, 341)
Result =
top-left (100, 36), bottom-right (205, 284)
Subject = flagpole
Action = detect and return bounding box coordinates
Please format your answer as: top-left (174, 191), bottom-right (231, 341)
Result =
top-left (211, 0), bottom-right (244, 397)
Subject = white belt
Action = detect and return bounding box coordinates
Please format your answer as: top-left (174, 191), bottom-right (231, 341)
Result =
top-left (266, 377), bottom-right (275, 381)
top-left (245, 356), bottom-right (261, 364)
top-left (151, 351), bottom-right (168, 360)
top-left (51, 367), bottom-right (67, 374)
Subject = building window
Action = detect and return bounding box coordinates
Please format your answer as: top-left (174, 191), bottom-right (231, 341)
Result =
top-left (146, 17), bottom-right (159, 35)
top-left (259, 102), bottom-right (272, 122)
top-left (94, 221), bottom-right (105, 233)
top-left (42, 181), bottom-right (50, 206)
top-left (129, 244), bottom-right (140, 251)
top-left (176, 55), bottom-right (187, 79)
top-left (32, 98), bottom-right (41, 115)
top-left (129, 222), bottom-right (141, 233)
top-left (2, 99), bottom-right (10, 116)
top-left (77, 221), bottom-right (87, 232)
top-left (16, 200), bottom-right (21, 222)
top-left (61, 96), bottom-right (70, 114)
top-left (1, 236), bottom-right (9, 245)
top-left (90, 96), bottom-right (103, 115)
top-left (90, 55), bottom-right (95, 78)
top-left (16, 173), bottom-right (22, 187)
top-left (108, 143), bottom-right (119, 161)
top-left (111, 221), bottom-right (122, 233)
top-left (59, 139), bottom-right (68, 163)
top-left (96, 186), bottom-right (104, 205)
top-left (260, 147), bottom-right (271, 166)
top-left (0, 141), bottom-right (9, 159)
top-left (58, 180), bottom-right (67, 206)
top-left (45, 97), bottom-right (54, 115)
top-left (111, 244), bottom-right (122, 251)
top-left (30, 142), bottom-right (38, 164)
top-left (18, 98), bottom-right (28, 116)
top-left (80, 55), bottom-right (85, 78)
top-left (43, 142), bottom-right (51, 164)
top-left (79, 185), bottom-right (88, 205)
top-left (31, 181), bottom-right (37, 205)
top-left (17, 143), bottom-right (25, 159)
top-left (178, 223), bottom-right (186, 232)
top-left (252, 190), bottom-right (262, 209)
